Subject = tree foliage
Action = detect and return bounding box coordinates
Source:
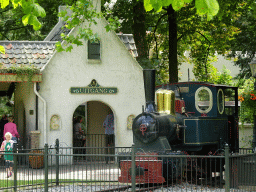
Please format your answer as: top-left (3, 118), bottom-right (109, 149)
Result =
top-left (227, 2), bottom-right (256, 79)
top-left (144, 0), bottom-right (219, 20)
top-left (56, 0), bottom-right (120, 52)
top-left (0, 0), bottom-right (47, 53)
top-left (108, 0), bottom-right (248, 84)
top-left (0, 0), bottom-right (46, 31)
top-left (193, 61), bottom-right (233, 85)
top-left (0, 0), bottom-right (78, 42)
top-left (126, 0), bottom-right (247, 83)
top-left (136, 0), bottom-right (255, 83)
top-left (0, 96), bottom-right (12, 117)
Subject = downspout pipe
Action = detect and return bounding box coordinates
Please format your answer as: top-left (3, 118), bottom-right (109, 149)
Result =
top-left (34, 82), bottom-right (47, 144)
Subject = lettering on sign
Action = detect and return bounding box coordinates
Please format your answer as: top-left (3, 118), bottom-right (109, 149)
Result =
top-left (70, 79), bottom-right (118, 94)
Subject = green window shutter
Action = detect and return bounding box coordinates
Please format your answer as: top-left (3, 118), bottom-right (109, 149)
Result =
top-left (88, 41), bottom-right (100, 59)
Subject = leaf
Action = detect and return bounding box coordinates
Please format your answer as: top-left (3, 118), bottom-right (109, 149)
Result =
top-left (0, 45), bottom-right (5, 54)
top-left (11, 0), bottom-right (19, 8)
top-left (0, 0), bottom-right (9, 9)
top-left (152, 4), bottom-right (162, 12)
top-left (144, 0), bottom-right (153, 11)
top-left (22, 2), bottom-right (32, 15)
top-left (184, 0), bottom-right (192, 2)
top-left (162, 0), bottom-right (173, 7)
top-left (195, 0), bottom-right (219, 18)
top-left (22, 14), bottom-right (30, 26)
top-left (205, 0), bottom-right (219, 17)
top-left (172, 0), bottom-right (185, 11)
top-left (66, 45), bottom-right (73, 52)
top-left (28, 15), bottom-right (41, 31)
top-left (73, 39), bottom-right (83, 46)
top-left (55, 42), bottom-right (65, 52)
top-left (195, 0), bottom-right (208, 15)
top-left (150, 0), bottom-right (162, 12)
top-left (31, 3), bottom-right (46, 17)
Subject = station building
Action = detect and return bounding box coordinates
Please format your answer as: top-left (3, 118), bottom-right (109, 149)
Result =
top-left (0, 1), bottom-right (145, 150)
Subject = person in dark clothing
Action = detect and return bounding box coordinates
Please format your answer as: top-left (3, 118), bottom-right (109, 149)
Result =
top-left (103, 113), bottom-right (114, 146)
top-left (0, 115), bottom-right (8, 143)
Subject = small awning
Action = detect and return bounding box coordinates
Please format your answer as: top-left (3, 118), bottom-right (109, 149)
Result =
top-left (0, 73), bottom-right (42, 82)
top-left (0, 73), bottom-right (42, 98)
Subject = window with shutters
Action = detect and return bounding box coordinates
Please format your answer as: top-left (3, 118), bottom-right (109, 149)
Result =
top-left (88, 41), bottom-right (100, 60)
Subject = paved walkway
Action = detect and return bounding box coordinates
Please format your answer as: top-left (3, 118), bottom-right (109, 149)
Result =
top-left (0, 161), bottom-right (121, 181)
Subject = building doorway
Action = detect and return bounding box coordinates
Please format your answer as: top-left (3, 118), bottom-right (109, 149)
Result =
top-left (72, 101), bottom-right (115, 155)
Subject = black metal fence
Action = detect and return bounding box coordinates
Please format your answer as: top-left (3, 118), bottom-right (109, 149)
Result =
top-left (0, 140), bottom-right (255, 191)
top-left (74, 134), bottom-right (115, 148)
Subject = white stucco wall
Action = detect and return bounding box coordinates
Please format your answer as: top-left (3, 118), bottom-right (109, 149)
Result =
top-left (37, 18), bottom-right (145, 148)
top-left (14, 82), bottom-right (37, 148)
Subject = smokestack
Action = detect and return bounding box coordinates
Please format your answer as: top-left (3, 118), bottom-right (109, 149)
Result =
top-left (143, 69), bottom-right (156, 112)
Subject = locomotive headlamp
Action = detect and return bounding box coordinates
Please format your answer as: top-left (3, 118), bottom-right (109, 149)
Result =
top-left (249, 58), bottom-right (256, 77)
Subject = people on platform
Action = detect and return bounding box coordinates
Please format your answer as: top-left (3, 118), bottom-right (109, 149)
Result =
top-left (74, 116), bottom-right (86, 147)
top-left (3, 116), bottom-right (19, 143)
top-left (103, 113), bottom-right (114, 146)
top-left (0, 132), bottom-right (14, 178)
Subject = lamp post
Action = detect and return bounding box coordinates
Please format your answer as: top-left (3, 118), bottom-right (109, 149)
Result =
top-left (249, 58), bottom-right (256, 152)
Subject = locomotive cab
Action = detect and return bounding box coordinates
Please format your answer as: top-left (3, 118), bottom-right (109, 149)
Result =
top-left (165, 82), bottom-right (239, 153)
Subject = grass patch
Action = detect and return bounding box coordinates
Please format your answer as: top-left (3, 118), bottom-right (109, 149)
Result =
top-left (0, 179), bottom-right (45, 188)
top-left (0, 179), bottom-right (118, 189)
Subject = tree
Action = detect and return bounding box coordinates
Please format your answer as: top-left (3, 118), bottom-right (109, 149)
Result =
top-left (55, 0), bottom-right (120, 52)
top-left (193, 61), bottom-right (233, 85)
top-left (144, 0), bottom-right (219, 20)
top-left (140, 0), bottom-right (219, 83)
top-left (109, 0), bottom-right (249, 85)
top-left (149, 1), bottom-right (248, 83)
top-left (0, 0), bottom-right (78, 41)
top-left (0, 0), bottom-right (46, 52)
top-left (0, 96), bottom-right (12, 117)
top-left (109, 0), bottom-right (158, 71)
top-left (227, 3), bottom-right (256, 79)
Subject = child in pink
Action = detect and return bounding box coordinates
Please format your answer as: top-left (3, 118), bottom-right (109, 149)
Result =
top-left (0, 132), bottom-right (14, 178)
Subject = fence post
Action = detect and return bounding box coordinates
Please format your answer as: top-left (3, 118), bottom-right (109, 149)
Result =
top-left (55, 139), bottom-right (59, 186)
top-left (225, 144), bottom-right (230, 192)
top-left (44, 143), bottom-right (48, 191)
top-left (13, 143), bottom-right (17, 192)
top-left (131, 143), bottom-right (135, 192)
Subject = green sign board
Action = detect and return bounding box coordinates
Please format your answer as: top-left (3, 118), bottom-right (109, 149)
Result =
top-left (71, 87), bottom-right (117, 94)
top-left (70, 79), bottom-right (118, 94)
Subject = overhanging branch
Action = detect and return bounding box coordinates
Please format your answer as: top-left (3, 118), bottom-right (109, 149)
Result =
top-left (178, 30), bottom-right (211, 76)
top-left (153, 13), bottom-right (167, 59)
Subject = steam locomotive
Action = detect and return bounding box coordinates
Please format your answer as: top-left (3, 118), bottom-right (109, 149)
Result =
top-left (119, 69), bottom-right (239, 183)
top-left (133, 69), bottom-right (239, 154)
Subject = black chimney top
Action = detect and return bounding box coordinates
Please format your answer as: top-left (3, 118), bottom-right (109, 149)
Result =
top-left (143, 69), bottom-right (156, 112)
